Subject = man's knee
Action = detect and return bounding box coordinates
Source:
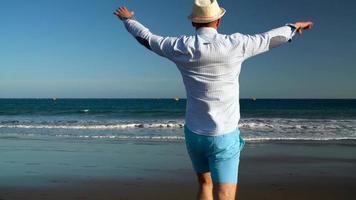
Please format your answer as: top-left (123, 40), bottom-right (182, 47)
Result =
top-left (197, 172), bottom-right (213, 187)
top-left (213, 183), bottom-right (237, 200)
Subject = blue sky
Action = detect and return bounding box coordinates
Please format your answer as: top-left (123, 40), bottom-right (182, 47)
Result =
top-left (0, 0), bottom-right (355, 98)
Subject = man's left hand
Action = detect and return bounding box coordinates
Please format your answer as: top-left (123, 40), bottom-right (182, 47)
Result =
top-left (293, 21), bottom-right (314, 34)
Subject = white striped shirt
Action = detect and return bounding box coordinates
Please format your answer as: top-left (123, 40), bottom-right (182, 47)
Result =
top-left (123, 19), bottom-right (296, 136)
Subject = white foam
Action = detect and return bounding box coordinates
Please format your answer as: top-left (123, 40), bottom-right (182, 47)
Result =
top-left (55, 135), bottom-right (356, 141)
top-left (242, 137), bottom-right (355, 141)
top-left (0, 123), bottom-right (184, 130)
top-left (1, 118), bottom-right (356, 141)
top-left (56, 134), bottom-right (185, 140)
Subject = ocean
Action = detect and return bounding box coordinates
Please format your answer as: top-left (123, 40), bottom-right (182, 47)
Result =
top-left (1, 98), bottom-right (355, 141)
top-left (1, 98), bottom-right (356, 190)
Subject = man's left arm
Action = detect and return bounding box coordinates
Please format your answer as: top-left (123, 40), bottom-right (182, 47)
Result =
top-left (241, 21), bottom-right (314, 60)
top-left (114, 6), bottom-right (177, 59)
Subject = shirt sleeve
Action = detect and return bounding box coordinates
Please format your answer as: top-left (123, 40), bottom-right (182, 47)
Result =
top-left (235, 25), bottom-right (297, 60)
top-left (123, 18), bottom-right (178, 59)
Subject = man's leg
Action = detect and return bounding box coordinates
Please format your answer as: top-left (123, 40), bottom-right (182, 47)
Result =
top-left (196, 172), bottom-right (213, 200)
top-left (184, 127), bottom-right (214, 199)
top-left (209, 130), bottom-right (244, 200)
top-left (213, 183), bottom-right (238, 200)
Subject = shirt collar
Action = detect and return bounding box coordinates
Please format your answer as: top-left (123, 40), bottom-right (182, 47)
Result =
top-left (196, 27), bottom-right (218, 35)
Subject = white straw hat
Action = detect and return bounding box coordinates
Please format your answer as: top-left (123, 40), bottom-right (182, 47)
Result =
top-left (188, 0), bottom-right (226, 23)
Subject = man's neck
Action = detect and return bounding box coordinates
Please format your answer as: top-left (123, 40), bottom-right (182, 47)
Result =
top-left (195, 25), bottom-right (218, 31)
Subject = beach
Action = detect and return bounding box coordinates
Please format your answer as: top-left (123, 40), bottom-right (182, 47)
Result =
top-left (1, 0), bottom-right (355, 198)
top-left (1, 137), bottom-right (355, 200)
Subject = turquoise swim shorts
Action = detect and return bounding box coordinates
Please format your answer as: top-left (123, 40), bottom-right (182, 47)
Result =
top-left (184, 126), bottom-right (245, 184)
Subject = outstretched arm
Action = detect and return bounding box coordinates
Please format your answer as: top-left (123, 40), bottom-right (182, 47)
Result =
top-left (114, 6), bottom-right (177, 59)
top-left (240, 21), bottom-right (314, 59)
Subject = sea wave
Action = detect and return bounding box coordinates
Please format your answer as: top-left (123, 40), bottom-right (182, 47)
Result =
top-left (0, 123), bottom-right (184, 129)
top-left (56, 135), bottom-right (356, 141)
top-left (0, 118), bottom-right (355, 131)
top-left (1, 118), bottom-right (355, 141)
top-left (1, 133), bottom-right (355, 142)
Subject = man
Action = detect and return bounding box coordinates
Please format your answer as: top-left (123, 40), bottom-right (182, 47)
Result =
top-left (114, 0), bottom-right (313, 199)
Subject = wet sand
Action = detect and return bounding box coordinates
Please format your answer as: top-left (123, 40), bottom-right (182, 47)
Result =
top-left (1, 177), bottom-right (356, 200)
top-left (1, 140), bottom-right (356, 200)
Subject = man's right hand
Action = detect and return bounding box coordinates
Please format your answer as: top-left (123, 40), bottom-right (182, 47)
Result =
top-left (114, 6), bottom-right (134, 21)
top-left (293, 21), bottom-right (314, 34)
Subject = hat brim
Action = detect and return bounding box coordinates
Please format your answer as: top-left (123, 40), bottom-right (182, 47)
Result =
top-left (188, 7), bottom-right (226, 23)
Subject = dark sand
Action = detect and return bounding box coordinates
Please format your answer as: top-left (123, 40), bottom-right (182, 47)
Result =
top-left (1, 140), bottom-right (356, 200)
top-left (1, 177), bottom-right (355, 200)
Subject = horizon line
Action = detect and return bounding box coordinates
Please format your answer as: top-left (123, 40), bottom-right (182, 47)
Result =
top-left (0, 97), bottom-right (356, 100)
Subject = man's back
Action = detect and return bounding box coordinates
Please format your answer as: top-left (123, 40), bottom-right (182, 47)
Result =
top-left (171, 27), bottom-right (245, 135)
